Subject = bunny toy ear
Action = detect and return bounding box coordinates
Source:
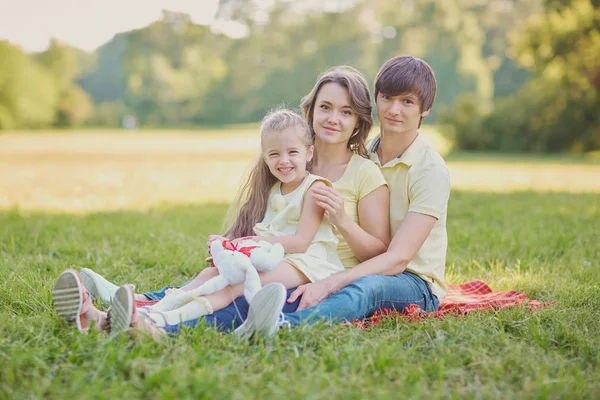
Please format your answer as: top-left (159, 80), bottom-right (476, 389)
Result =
top-left (210, 240), bottom-right (225, 256)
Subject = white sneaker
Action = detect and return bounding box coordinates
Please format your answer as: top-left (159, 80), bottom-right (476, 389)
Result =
top-left (52, 269), bottom-right (88, 333)
top-left (234, 283), bottom-right (287, 340)
top-left (111, 284), bottom-right (135, 333)
top-left (80, 268), bottom-right (120, 303)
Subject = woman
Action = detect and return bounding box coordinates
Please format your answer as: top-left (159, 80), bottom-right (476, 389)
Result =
top-left (52, 66), bottom-right (391, 335)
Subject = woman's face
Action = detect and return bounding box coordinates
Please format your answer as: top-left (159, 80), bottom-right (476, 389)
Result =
top-left (312, 82), bottom-right (359, 147)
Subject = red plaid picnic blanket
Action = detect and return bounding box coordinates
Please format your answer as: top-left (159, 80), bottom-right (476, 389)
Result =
top-left (353, 280), bottom-right (553, 328)
top-left (135, 280), bottom-right (553, 328)
top-left (136, 299), bottom-right (159, 307)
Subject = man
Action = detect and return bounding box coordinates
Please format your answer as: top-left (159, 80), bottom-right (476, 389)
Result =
top-left (236, 55), bottom-right (450, 338)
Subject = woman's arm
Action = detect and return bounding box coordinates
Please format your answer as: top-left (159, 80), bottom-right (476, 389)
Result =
top-left (339, 185), bottom-right (390, 261)
top-left (252, 181), bottom-right (327, 254)
top-left (311, 184), bottom-right (390, 262)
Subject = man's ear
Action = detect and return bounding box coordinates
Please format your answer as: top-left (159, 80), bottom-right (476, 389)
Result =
top-left (421, 109), bottom-right (431, 118)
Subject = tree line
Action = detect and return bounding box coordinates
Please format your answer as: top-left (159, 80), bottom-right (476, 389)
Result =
top-left (0, 0), bottom-right (598, 152)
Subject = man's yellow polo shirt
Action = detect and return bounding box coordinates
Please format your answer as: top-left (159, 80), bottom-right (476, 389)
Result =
top-left (368, 134), bottom-right (450, 300)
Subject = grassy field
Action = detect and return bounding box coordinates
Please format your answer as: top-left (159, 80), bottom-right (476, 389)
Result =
top-left (1, 129), bottom-right (599, 398)
top-left (2, 128), bottom-right (599, 213)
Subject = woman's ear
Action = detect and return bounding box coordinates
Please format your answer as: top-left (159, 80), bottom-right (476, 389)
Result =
top-left (306, 145), bottom-right (315, 163)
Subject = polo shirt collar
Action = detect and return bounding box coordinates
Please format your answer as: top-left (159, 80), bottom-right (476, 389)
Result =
top-left (369, 133), bottom-right (427, 167)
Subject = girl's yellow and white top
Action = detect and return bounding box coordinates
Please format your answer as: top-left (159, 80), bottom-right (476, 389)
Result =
top-left (254, 173), bottom-right (344, 282)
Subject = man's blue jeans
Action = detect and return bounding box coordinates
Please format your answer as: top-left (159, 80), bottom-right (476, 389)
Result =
top-left (152, 271), bottom-right (439, 334)
top-left (283, 271), bottom-right (439, 326)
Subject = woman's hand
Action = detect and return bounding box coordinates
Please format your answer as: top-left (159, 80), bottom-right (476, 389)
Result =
top-left (311, 186), bottom-right (348, 228)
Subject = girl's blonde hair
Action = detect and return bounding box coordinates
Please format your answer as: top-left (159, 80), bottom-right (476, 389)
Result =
top-left (223, 108), bottom-right (313, 239)
top-left (300, 66), bottom-right (373, 157)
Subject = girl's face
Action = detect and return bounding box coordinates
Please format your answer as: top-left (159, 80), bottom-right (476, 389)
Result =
top-left (262, 126), bottom-right (314, 186)
top-left (312, 82), bottom-right (359, 147)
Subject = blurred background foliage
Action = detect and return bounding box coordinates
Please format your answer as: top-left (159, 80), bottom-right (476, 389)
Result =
top-left (0, 0), bottom-right (598, 153)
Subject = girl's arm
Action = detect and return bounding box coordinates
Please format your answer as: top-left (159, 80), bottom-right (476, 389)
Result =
top-left (311, 184), bottom-right (390, 262)
top-left (252, 181), bottom-right (327, 253)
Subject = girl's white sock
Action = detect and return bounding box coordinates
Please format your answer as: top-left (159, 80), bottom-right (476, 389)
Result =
top-left (151, 297), bottom-right (213, 326)
top-left (148, 288), bottom-right (188, 312)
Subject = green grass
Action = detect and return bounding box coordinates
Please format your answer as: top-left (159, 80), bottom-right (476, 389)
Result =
top-left (1, 192), bottom-right (599, 399)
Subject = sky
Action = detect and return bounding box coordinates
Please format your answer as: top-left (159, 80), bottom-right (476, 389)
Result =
top-left (0, 0), bottom-right (223, 52)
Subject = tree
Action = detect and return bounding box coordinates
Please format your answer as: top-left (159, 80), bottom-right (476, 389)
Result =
top-left (0, 41), bottom-right (59, 129)
top-left (75, 0), bottom-right (548, 128)
top-left (510, 0), bottom-right (600, 151)
top-left (445, 0), bottom-right (600, 152)
top-left (35, 40), bottom-right (94, 127)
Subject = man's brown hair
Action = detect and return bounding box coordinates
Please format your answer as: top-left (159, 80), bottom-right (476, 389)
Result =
top-left (374, 56), bottom-right (437, 126)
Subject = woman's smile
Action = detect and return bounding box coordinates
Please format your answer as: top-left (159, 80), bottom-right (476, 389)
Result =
top-left (323, 126), bottom-right (340, 134)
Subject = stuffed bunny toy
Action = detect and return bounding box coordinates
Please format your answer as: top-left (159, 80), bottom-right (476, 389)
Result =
top-left (150, 238), bottom-right (284, 312)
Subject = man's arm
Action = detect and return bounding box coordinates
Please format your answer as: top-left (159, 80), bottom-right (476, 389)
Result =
top-left (289, 211), bottom-right (437, 310)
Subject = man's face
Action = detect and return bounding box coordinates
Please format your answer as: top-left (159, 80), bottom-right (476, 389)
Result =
top-left (376, 92), bottom-right (428, 135)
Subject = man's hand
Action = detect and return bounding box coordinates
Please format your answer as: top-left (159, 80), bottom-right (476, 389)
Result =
top-left (288, 278), bottom-right (339, 310)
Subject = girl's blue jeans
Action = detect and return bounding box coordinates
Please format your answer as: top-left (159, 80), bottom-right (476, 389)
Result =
top-left (146, 271), bottom-right (439, 334)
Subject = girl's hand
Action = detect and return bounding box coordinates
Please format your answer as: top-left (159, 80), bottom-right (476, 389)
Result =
top-left (231, 236), bottom-right (255, 245)
top-left (207, 235), bottom-right (227, 256)
top-left (311, 186), bottom-right (348, 228)
top-left (208, 235), bottom-right (227, 242)
top-left (207, 235), bottom-right (227, 247)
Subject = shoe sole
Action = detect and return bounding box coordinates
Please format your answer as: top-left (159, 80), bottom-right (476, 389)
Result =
top-left (111, 286), bottom-right (134, 333)
top-left (235, 283), bottom-right (286, 340)
top-left (53, 269), bottom-right (85, 333)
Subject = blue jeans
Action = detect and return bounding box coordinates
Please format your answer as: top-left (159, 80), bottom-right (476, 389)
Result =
top-left (161, 289), bottom-right (301, 334)
top-left (153, 271), bottom-right (438, 334)
top-left (144, 283), bottom-right (188, 301)
top-left (283, 271), bottom-right (439, 326)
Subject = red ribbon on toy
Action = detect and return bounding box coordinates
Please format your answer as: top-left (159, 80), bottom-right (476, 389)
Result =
top-left (222, 239), bottom-right (259, 258)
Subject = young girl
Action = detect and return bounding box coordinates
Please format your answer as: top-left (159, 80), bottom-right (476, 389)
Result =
top-left (53, 109), bottom-right (345, 337)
